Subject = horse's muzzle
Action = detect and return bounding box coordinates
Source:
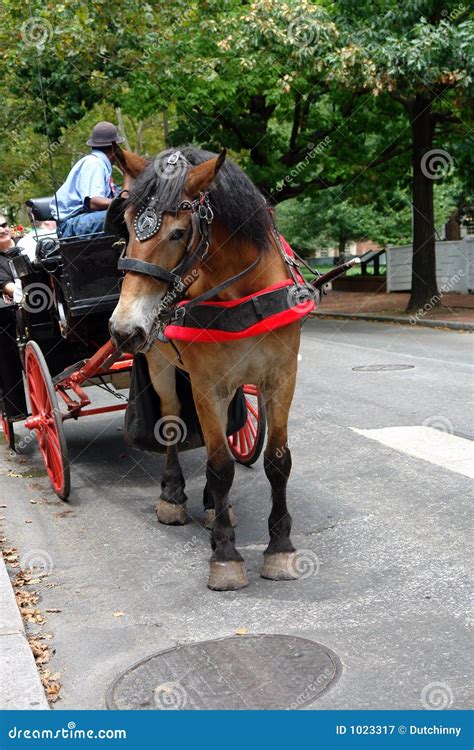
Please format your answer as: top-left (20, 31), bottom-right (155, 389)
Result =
top-left (109, 319), bottom-right (148, 354)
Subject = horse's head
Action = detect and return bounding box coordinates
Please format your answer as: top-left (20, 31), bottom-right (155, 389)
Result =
top-left (108, 148), bottom-right (226, 353)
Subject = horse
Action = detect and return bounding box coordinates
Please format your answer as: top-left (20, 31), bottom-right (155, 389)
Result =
top-left (108, 146), bottom-right (308, 591)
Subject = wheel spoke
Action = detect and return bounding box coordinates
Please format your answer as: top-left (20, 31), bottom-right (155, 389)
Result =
top-left (247, 415), bottom-right (257, 438)
top-left (246, 401), bottom-right (259, 421)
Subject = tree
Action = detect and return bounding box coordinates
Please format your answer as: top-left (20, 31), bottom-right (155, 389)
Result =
top-left (333, 0), bottom-right (473, 309)
top-left (276, 188), bottom-right (412, 256)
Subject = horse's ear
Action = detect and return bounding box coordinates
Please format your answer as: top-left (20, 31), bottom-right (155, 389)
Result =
top-left (184, 149), bottom-right (226, 196)
top-left (114, 146), bottom-right (150, 178)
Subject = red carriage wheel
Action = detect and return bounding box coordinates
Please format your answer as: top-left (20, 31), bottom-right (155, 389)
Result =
top-left (24, 341), bottom-right (70, 500)
top-left (1, 413), bottom-right (15, 451)
top-left (228, 385), bottom-right (266, 466)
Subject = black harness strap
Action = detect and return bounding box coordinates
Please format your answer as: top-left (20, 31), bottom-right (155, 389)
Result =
top-left (118, 250), bottom-right (181, 283)
top-left (166, 285), bottom-right (302, 333)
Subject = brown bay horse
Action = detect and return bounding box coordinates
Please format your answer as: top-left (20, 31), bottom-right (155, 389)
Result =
top-left (108, 146), bottom-right (304, 591)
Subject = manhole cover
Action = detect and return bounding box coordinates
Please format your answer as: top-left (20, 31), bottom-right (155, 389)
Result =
top-left (352, 364), bottom-right (415, 372)
top-left (106, 635), bottom-right (340, 710)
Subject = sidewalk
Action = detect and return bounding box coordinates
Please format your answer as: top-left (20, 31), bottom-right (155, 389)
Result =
top-left (313, 291), bottom-right (474, 330)
top-left (0, 507), bottom-right (49, 709)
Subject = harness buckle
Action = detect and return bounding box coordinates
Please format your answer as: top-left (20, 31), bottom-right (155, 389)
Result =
top-left (172, 306), bottom-right (186, 323)
top-left (199, 203), bottom-right (214, 223)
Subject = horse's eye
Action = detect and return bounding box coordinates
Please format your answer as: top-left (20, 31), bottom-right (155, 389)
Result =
top-left (169, 229), bottom-right (186, 242)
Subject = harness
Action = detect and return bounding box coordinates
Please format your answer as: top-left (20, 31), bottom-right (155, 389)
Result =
top-left (116, 151), bottom-right (323, 349)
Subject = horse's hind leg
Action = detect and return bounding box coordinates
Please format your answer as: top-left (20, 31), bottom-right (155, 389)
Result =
top-left (260, 376), bottom-right (299, 580)
top-left (193, 385), bottom-right (248, 590)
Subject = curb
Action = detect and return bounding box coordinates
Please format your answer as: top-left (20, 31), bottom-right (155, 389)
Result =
top-left (310, 311), bottom-right (474, 331)
top-left (0, 554), bottom-right (49, 709)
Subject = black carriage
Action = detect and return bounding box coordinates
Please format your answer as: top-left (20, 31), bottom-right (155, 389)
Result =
top-left (0, 198), bottom-right (266, 498)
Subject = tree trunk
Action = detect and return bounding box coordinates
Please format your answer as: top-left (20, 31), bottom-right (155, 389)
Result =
top-left (445, 210), bottom-right (461, 240)
top-left (406, 97), bottom-right (439, 311)
top-left (115, 108), bottom-right (132, 151)
top-left (134, 121), bottom-right (145, 155)
top-left (163, 111), bottom-right (170, 147)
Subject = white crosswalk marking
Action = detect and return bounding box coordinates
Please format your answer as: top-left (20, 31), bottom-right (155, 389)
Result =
top-left (351, 426), bottom-right (474, 479)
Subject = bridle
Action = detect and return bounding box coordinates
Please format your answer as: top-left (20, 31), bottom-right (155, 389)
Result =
top-left (116, 150), bottom-right (262, 331)
top-left (117, 189), bottom-right (214, 288)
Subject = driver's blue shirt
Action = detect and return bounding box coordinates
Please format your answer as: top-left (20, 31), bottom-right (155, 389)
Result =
top-left (50, 150), bottom-right (115, 221)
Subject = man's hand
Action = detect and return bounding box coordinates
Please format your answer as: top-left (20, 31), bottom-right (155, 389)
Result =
top-left (2, 281), bottom-right (15, 298)
top-left (89, 196), bottom-right (114, 211)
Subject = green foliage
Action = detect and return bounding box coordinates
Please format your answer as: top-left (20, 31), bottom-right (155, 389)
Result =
top-left (276, 188), bottom-right (413, 254)
top-left (0, 0), bottom-right (471, 255)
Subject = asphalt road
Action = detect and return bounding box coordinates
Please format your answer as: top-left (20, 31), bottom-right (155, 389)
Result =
top-left (1, 319), bottom-right (472, 710)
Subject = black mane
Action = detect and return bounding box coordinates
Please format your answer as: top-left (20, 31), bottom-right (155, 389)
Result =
top-left (124, 146), bottom-right (272, 250)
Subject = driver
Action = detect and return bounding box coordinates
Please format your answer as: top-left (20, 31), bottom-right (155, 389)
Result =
top-left (50, 121), bottom-right (126, 238)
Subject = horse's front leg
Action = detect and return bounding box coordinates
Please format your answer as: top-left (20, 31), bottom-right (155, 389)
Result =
top-left (146, 350), bottom-right (188, 525)
top-left (193, 384), bottom-right (248, 590)
top-left (157, 441), bottom-right (187, 524)
top-left (260, 371), bottom-right (300, 580)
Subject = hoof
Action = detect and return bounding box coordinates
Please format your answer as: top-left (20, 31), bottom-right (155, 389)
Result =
top-left (260, 552), bottom-right (300, 581)
top-left (204, 506), bottom-right (237, 530)
top-left (156, 499), bottom-right (188, 525)
top-left (208, 560), bottom-right (248, 591)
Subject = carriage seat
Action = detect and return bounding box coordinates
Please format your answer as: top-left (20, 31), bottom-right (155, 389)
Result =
top-left (26, 197), bottom-right (54, 222)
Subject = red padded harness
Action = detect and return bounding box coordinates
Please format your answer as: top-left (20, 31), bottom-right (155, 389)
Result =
top-left (164, 237), bottom-right (315, 343)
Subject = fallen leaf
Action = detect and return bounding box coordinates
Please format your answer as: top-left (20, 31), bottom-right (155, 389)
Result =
top-left (21, 608), bottom-right (45, 624)
top-left (16, 590), bottom-right (39, 608)
top-left (112, 611), bottom-right (125, 617)
top-left (45, 608), bottom-right (61, 613)
top-left (0, 468), bottom-right (23, 478)
top-left (54, 510), bottom-right (75, 519)
top-left (3, 548), bottom-right (19, 566)
top-left (40, 669), bottom-right (62, 703)
top-left (235, 627), bottom-right (248, 635)
top-left (13, 570), bottom-right (46, 587)
top-left (28, 637), bottom-right (50, 664)
top-left (45, 582), bottom-right (60, 588)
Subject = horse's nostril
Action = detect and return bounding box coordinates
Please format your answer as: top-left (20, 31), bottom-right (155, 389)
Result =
top-left (110, 321), bottom-right (147, 353)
